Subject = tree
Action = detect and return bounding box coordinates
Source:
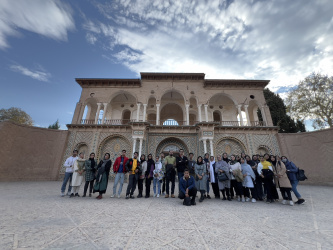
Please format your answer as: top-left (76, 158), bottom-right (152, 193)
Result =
top-left (48, 119), bottom-right (60, 129)
top-left (260, 88), bottom-right (306, 133)
top-left (286, 72), bottom-right (333, 129)
top-left (0, 107), bottom-right (33, 125)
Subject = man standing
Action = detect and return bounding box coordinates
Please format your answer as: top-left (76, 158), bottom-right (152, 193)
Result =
top-left (61, 150), bottom-right (78, 197)
top-left (111, 150), bottom-right (128, 198)
top-left (160, 152), bottom-right (166, 195)
top-left (176, 149), bottom-right (188, 195)
top-left (164, 150), bottom-right (176, 198)
top-left (125, 152), bottom-right (141, 199)
top-left (203, 153), bottom-right (211, 199)
top-left (188, 153), bottom-right (196, 178)
top-left (179, 169), bottom-right (197, 206)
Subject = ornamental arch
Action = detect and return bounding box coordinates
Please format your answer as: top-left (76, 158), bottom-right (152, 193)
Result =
top-left (155, 137), bottom-right (189, 158)
top-left (98, 135), bottom-right (131, 163)
top-left (215, 137), bottom-right (246, 156)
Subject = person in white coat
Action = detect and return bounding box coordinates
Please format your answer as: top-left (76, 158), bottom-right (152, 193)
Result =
top-left (61, 150), bottom-right (78, 196)
top-left (70, 152), bottom-right (85, 197)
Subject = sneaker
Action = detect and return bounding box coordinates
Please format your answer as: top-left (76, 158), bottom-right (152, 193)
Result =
top-left (282, 200), bottom-right (287, 205)
top-left (191, 200), bottom-right (196, 206)
top-left (252, 198), bottom-right (256, 203)
top-left (118, 195), bottom-right (121, 198)
top-left (245, 197), bottom-right (250, 202)
top-left (289, 201), bottom-right (294, 206)
top-left (222, 197), bottom-right (227, 200)
top-left (165, 194), bottom-right (169, 198)
top-left (82, 194), bottom-right (86, 197)
top-left (110, 194), bottom-right (115, 198)
top-left (125, 195), bottom-right (129, 199)
top-left (297, 199), bottom-right (306, 205)
top-left (207, 195), bottom-right (211, 199)
top-left (242, 198), bottom-right (245, 202)
top-left (157, 194), bottom-right (160, 198)
top-left (75, 193), bottom-right (80, 197)
top-left (154, 193), bottom-right (157, 197)
top-left (237, 197), bottom-right (241, 202)
top-left (171, 194), bottom-right (175, 198)
top-left (96, 195), bottom-right (102, 200)
top-left (69, 193), bottom-right (74, 198)
top-left (130, 195), bottom-right (135, 199)
top-left (66, 192), bottom-right (71, 196)
top-left (61, 192), bottom-right (65, 197)
top-left (227, 197), bottom-right (232, 201)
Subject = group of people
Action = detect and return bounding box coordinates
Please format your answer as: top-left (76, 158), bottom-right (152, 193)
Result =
top-left (61, 149), bottom-right (305, 206)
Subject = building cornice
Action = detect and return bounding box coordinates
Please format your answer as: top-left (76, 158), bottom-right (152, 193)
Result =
top-left (204, 79), bottom-right (270, 89)
top-left (140, 72), bottom-right (205, 81)
top-left (75, 78), bottom-right (141, 88)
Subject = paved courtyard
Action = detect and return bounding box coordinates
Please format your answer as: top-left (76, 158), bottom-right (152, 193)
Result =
top-left (0, 181), bottom-right (332, 250)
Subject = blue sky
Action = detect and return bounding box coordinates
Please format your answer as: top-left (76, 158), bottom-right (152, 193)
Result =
top-left (1, 0), bottom-right (332, 130)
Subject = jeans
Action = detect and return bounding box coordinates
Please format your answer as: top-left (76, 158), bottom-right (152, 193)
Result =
top-left (126, 174), bottom-right (137, 196)
top-left (177, 172), bottom-right (184, 192)
top-left (206, 179), bottom-right (210, 194)
top-left (113, 173), bottom-right (125, 195)
top-left (290, 180), bottom-right (301, 199)
top-left (153, 178), bottom-right (161, 195)
top-left (61, 172), bottom-right (73, 193)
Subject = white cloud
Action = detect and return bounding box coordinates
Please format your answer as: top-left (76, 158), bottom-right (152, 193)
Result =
top-left (10, 64), bottom-right (51, 82)
top-left (0, 0), bottom-right (75, 49)
top-left (85, 0), bottom-right (333, 90)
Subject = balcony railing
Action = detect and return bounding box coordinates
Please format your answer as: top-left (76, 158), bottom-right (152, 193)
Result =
top-left (80, 119), bottom-right (266, 127)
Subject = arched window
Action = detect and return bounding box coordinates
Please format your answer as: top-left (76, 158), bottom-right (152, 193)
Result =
top-left (163, 119), bottom-right (179, 126)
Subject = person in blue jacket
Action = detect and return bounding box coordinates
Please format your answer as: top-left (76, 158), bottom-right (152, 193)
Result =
top-left (281, 156), bottom-right (305, 205)
top-left (179, 169), bottom-right (197, 206)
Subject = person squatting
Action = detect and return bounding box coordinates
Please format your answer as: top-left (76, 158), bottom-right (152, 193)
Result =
top-left (61, 149), bottom-right (306, 206)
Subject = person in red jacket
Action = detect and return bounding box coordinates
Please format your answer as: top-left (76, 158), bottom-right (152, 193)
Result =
top-left (111, 150), bottom-right (129, 198)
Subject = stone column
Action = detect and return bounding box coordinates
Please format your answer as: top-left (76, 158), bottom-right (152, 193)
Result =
top-left (101, 103), bottom-right (108, 124)
top-left (156, 104), bottom-right (160, 125)
top-left (136, 103), bottom-right (141, 122)
top-left (143, 104), bottom-right (147, 122)
top-left (209, 139), bottom-right (214, 156)
top-left (85, 105), bottom-right (91, 120)
top-left (138, 138), bottom-right (143, 157)
top-left (78, 103), bottom-right (85, 123)
top-left (261, 105), bottom-right (268, 125)
top-left (244, 104), bottom-right (250, 126)
top-left (95, 103), bottom-right (102, 124)
top-left (203, 139), bottom-right (207, 154)
top-left (197, 104), bottom-right (202, 122)
top-left (204, 105), bottom-right (209, 122)
top-left (132, 138), bottom-right (137, 157)
top-left (186, 104), bottom-right (190, 125)
top-left (237, 105), bottom-right (244, 126)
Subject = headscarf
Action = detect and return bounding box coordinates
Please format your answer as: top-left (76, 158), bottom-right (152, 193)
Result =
top-left (229, 155), bottom-right (237, 165)
top-left (196, 156), bottom-right (204, 165)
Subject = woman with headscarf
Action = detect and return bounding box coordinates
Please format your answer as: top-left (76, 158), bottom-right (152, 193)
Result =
top-left (229, 155), bottom-right (244, 202)
top-left (241, 157), bottom-right (257, 202)
top-left (236, 155), bottom-right (241, 163)
top-left (222, 153), bottom-right (229, 163)
top-left (145, 154), bottom-right (155, 198)
top-left (137, 154), bottom-right (147, 198)
top-left (94, 153), bottom-right (112, 199)
top-left (272, 155), bottom-right (294, 206)
top-left (247, 155), bottom-right (263, 201)
top-left (83, 152), bottom-right (97, 197)
top-left (215, 155), bottom-right (232, 201)
top-left (257, 155), bottom-right (274, 203)
top-left (195, 156), bottom-right (207, 202)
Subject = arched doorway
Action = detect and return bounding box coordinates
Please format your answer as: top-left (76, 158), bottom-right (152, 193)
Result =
top-left (155, 137), bottom-right (189, 158)
top-left (160, 103), bottom-right (184, 125)
top-left (75, 143), bottom-right (89, 157)
top-left (215, 138), bottom-right (246, 156)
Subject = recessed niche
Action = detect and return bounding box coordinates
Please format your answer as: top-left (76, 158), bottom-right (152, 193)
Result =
top-left (190, 91), bottom-right (195, 94)
top-left (151, 105), bottom-right (154, 108)
top-left (90, 93), bottom-right (95, 97)
top-left (210, 105), bottom-right (214, 109)
top-left (250, 95), bottom-right (255, 99)
top-left (130, 104), bottom-right (134, 108)
top-left (121, 104), bottom-right (125, 108)
top-left (151, 90), bottom-right (155, 94)
top-left (219, 105), bottom-right (223, 109)
top-left (190, 105), bottom-right (193, 108)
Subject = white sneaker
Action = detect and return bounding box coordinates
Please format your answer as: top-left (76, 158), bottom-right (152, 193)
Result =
top-left (118, 195), bottom-right (121, 198)
top-left (289, 201), bottom-right (294, 206)
top-left (242, 198), bottom-right (245, 202)
top-left (252, 198), bottom-right (256, 203)
top-left (157, 194), bottom-right (160, 198)
top-left (66, 192), bottom-right (71, 196)
top-left (282, 200), bottom-right (287, 205)
top-left (245, 197), bottom-right (250, 202)
top-left (110, 194), bottom-right (115, 198)
top-left (154, 193), bottom-right (156, 197)
top-left (237, 197), bottom-right (241, 202)
top-left (61, 192), bottom-right (65, 197)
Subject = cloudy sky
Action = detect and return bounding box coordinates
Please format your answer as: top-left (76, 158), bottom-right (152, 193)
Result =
top-left (1, 0), bottom-right (332, 130)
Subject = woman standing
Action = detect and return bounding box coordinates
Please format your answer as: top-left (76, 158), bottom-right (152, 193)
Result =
top-left (240, 158), bottom-right (257, 202)
top-left (83, 152), bottom-right (97, 197)
top-left (257, 155), bottom-right (274, 203)
top-left (70, 152), bottom-right (85, 197)
top-left (145, 154), bottom-right (155, 198)
top-left (195, 156), bottom-right (207, 202)
top-left (137, 154), bottom-right (147, 198)
top-left (269, 155), bottom-right (281, 200)
top-left (272, 156), bottom-right (294, 206)
top-left (94, 153), bottom-right (112, 199)
top-left (229, 155), bottom-right (244, 202)
top-left (153, 155), bottom-right (163, 197)
top-left (215, 155), bottom-right (231, 201)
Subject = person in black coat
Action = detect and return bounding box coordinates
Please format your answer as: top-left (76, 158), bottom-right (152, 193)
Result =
top-left (94, 153), bottom-right (112, 199)
top-left (176, 149), bottom-right (188, 194)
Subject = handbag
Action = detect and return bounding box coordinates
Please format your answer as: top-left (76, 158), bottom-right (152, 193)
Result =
top-left (218, 173), bottom-right (229, 182)
top-left (296, 169), bottom-right (307, 181)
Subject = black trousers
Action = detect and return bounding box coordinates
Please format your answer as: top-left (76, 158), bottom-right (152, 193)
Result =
top-left (280, 187), bottom-right (292, 200)
top-left (220, 188), bottom-right (230, 198)
top-left (166, 173), bottom-right (176, 195)
top-left (231, 180), bottom-right (243, 196)
top-left (179, 187), bottom-right (197, 199)
top-left (126, 174), bottom-right (137, 196)
top-left (244, 187), bottom-right (258, 199)
top-left (137, 178), bottom-right (144, 191)
top-left (83, 180), bottom-right (94, 195)
top-left (161, 177), bottom-right (166, 193)
top-left (263, 177), bottom-right (274, 200)
top-left (211, 182), bottom-right (220, 198)
top-left (145, 177), bottom-right (153, 196)
top-left (254, 177), bottom-right (264, 199)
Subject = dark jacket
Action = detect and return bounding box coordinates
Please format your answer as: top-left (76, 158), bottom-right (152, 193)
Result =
top-left (113, 156), bottom-right (129, 173)
top-left (176, 155), bottom-right (188, 173)
top-left (284, 160), bottom-right (298, 181)
top-left (180, 176), bottom-right (196, 194)
top-left (125, 158), bottom-right (142, 176)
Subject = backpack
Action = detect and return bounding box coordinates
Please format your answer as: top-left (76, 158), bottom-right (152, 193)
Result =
top-left (296, 168), bottom-right (307, 181)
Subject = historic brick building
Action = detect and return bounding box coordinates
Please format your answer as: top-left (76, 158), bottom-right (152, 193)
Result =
top-left (62, 72), bottom-right (280, 176)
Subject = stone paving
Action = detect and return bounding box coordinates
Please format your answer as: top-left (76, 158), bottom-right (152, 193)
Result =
top-left (0, 181), bottom-right (332, 250)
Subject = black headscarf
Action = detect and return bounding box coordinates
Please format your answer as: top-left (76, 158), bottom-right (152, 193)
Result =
top-left (196, 156), bottom-right (204, 165)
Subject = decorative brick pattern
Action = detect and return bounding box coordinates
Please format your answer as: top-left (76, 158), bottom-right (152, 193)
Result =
top-left (215, 137), bottom-right (245, 156)
top-left (98, 135), bottom-right (131, 163)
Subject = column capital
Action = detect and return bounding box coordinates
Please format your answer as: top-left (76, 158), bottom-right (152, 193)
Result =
top-left (186, 104), bottom-right (190, 107)
top-left (244, 104), bottom-right (249, 108)
top-left (156, 103), bottom-right (160, 107)
top-left (137, 103), bottom-right (141, 106)
top-left (204, 104), bottom-right (208, 107)
top-left (97, 102), bottom-right (102, 106)
top-left (237, 104), bottom-right (242, 109)
top-left (143, 103), bottom-right (147, 107)
top-left (103, 102), bottom-right (108, 106)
